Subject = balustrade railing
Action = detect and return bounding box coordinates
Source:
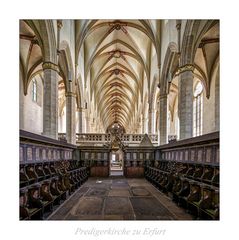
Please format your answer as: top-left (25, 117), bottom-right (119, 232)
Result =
top-left (58, 133), bottom-right (158, 145)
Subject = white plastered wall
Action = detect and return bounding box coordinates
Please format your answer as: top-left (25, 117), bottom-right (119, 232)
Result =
top-left (20, 77), bottom-right (43, 134)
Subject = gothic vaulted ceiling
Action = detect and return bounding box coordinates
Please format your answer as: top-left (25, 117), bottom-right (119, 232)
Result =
top-left (76, 20), bottom-right (159, 131)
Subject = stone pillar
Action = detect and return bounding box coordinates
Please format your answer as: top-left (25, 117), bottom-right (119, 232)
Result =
top-left (148, 109), bottom-right (156, 134)
top-left (66, 92), bottom-right (76, 144)
top-left (215, 70), bottom-right (219, 131)
top-left (19, 75), bottom-right (25, 130)
top-left (90, 117), bottom-right (95, 133)
top-left (159, 93), bottom-right (168, 145)
top-left (178, 67), bottom-right (194, 139)
top-left (77, 107), bottom-right (83, 133)
top-left (148, 110), bottom-right (153, 134)
top-left (81, 109), bottom-right (86, 133)
top-left (142, 118), bottom-right (145, 134)
top-left (176, 20), bottom-right (181, 54)
top-left (151, 110), bottom-right (155, 134)
top-left (57, 20), bottom-right (63, 51)
top-left (58, 115), bottom-right (63, 133)
top-left (42, 62), bottom-right (58, 139)
top-left (85, 115), bottom-right (89, 133)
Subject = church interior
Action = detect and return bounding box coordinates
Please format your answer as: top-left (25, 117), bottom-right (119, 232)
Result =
top-left (19, 19), bottom-right (220, 220)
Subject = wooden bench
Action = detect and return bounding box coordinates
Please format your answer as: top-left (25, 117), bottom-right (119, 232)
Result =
top-left (27, 184), bottom-right (44, 220)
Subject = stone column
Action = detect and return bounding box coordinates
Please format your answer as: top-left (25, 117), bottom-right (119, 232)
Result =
top-left (19, 75), bottom-right (25, 130)
top-left (142, 118), bottom-right (145, 134)
top-left (148, 110), bottom-right (153, 134)
top-left (81, 109), bottom-right (86, 133)
top-left (77, 107), bottom-right (83, 133)
top-left (42, 62), bottom-right (58, 139)
top-left (66, 92), bottom-right (76, 144)
top-left (215, 70), bottom-right (219, 131)
top-left (151, 110), bottom-right (155, 134)
top-left (178, 66), bottom-right (194, 139)
top-left (159, 93), bottom-right (168, 145)
top-left (85, 115), bottom-right (89, 133)
top-left (90, 117), bottom-right (95, 133)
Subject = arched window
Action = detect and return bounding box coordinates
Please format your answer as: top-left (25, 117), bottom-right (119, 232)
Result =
top-left (167, 110), bottom-right (171, 135)
top-left (176, 111), bottom-right (179, 139)
top-left (32, 79), bottom-right (37, 102)
top-left (193, 81), bottom-right (203, 137)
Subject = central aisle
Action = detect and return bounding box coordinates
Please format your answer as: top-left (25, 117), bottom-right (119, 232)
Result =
top-left (48, 177), bottom-right (192, 220)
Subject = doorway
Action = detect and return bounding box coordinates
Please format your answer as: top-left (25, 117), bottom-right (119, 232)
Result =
top-left (110, 149), bottom-right (124, 176)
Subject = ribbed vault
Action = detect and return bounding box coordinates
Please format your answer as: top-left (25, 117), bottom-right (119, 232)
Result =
top-left (76, 20), bottom-right (158, 131)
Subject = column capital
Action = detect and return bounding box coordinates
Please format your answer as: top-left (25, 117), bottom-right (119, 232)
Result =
top-left (175, 64), bottom-right (195, 76)
top-left (42, 62), bottom-right (59, 72)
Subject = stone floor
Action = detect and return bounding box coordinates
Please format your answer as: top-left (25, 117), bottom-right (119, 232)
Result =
top-left (48, 177), bottom-right (193, 220)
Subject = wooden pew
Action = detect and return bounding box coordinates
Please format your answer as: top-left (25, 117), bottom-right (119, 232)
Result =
top-left (20, 188), bottom-right (30, 220)
top-left (27, 184), bottom-right (44, 220)
top-left (20, 165), bottom-right (30, 187)
top-left (25, 164), bottom-right (38, 184)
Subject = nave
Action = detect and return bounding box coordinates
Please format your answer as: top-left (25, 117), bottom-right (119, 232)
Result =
top-left (48, 177), bottom-right (192, 220)
top-left (19, 19), bottom-right (220, 221)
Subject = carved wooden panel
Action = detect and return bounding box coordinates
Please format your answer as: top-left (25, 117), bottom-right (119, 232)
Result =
top-left (206, 148), bottom-right (211, 163)
top-left (191, 150), bottom-right (195, 162)
top-left (155, 150), bottom-right (160, 160)
top-left (48, 149), bottom-right (52, 160)
top-left (42, 149), bottom-right (46, 160)
top-left (185, 150), bottom-right (188, 161)
top-left (36, 148), bottom-right (40, 161)
top-left (216, 147), bottom-right (220, 163)
top-left (198, 149), bottom-right (203, 162)
top-left (53, 150), bottom-right (56, 160)
top-left (90, 166), bottom-right (109, 177)
top-left (180, 151), bottom-right (183, 161)
top-left (57, 150), bottom-right (60, 160)
top-left (27, 147), bottom-right (32, 161)
top-left (125, 167), bottom-right (144, 178)
top-left (156, 134), bottom-right (219, 166)
top-left (20, 147), bottom-right (23, 162)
